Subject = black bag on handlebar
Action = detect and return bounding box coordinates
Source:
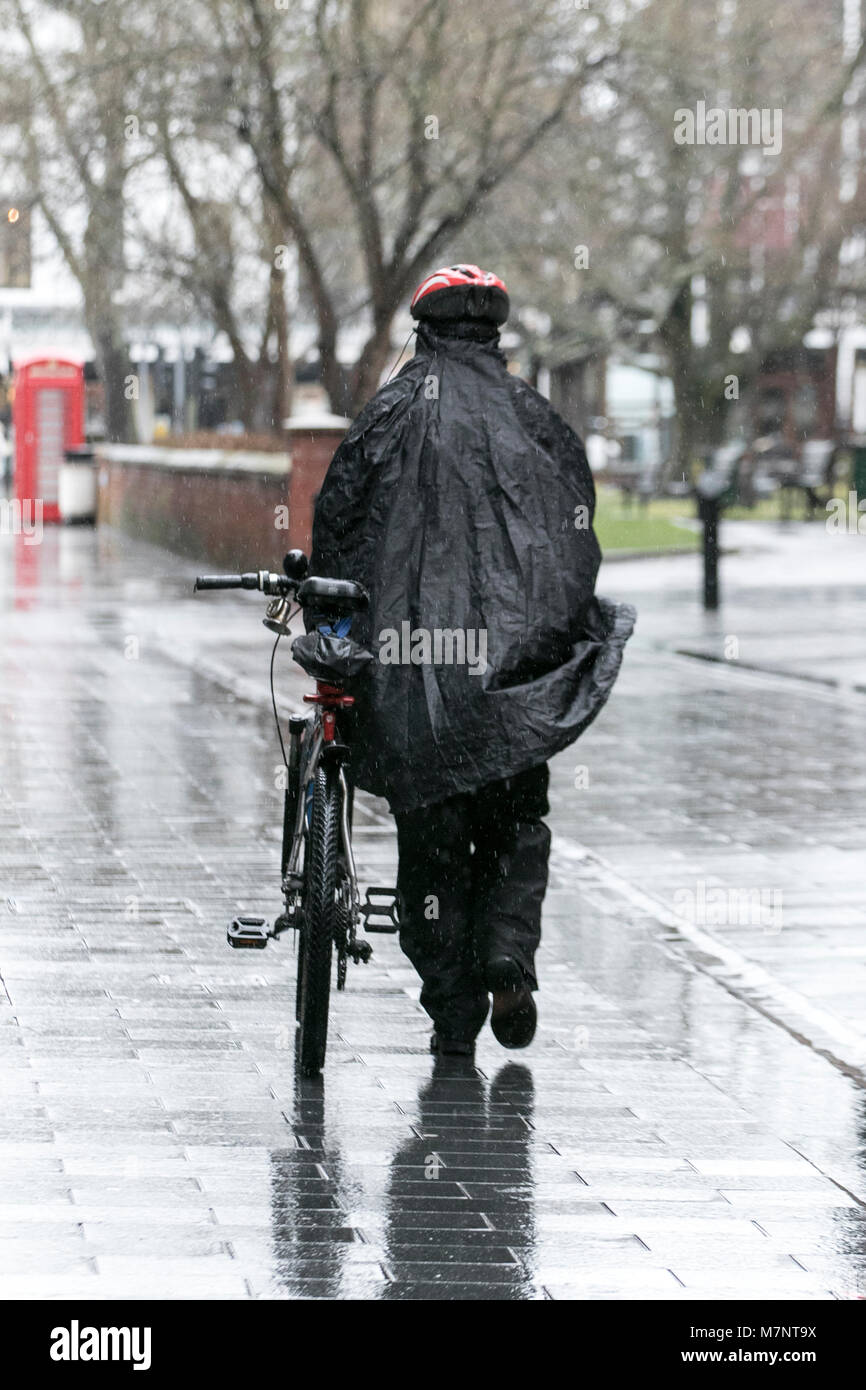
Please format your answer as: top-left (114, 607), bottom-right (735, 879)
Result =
top-left (291, 629), bottom-right (375, 684)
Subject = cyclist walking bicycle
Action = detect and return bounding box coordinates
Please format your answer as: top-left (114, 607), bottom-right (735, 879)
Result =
top-left (306, 264), bottom-right (635, 1059)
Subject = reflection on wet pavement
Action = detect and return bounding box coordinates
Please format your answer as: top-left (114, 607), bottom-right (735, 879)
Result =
top-left (0, 526), bottom-right (864, 1298)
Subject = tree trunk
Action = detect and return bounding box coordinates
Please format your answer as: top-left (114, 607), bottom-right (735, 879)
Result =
top-left (671, 378), bottom-right (702, 482)
top-left (271, 277), bottom-right (292, 431)
top-left (316, 316), bottom-right (352, 417)
top-left (659, 280), bottom-right (703, 483)
top-left (349, 310), bottom-right (403, 416)
top-left (92, 327), bottom-right (133, 444)
top-left (233, 355), bottom-right (260, 433)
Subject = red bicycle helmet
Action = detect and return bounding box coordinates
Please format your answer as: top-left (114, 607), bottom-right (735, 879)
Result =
top-left (410, 263), bottom-right (509, 325)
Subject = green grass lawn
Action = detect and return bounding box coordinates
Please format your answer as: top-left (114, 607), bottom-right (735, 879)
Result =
top-left (593, 482), bottom-right (843, 554)
top-left (594, 489), bottom-right (699, 555)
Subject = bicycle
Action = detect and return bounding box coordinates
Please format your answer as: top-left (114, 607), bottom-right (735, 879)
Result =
top-left (194, 550), bottom-right (400, 1077)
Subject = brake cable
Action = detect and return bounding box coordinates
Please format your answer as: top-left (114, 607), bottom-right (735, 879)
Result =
top-left (269, 603), bottom-right (301, 766)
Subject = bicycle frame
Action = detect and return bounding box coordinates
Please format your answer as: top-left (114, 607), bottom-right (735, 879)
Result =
top-left (281, 686), bottom-right (361, 938)
top-left (195, 555), bottom-right (401, 1032)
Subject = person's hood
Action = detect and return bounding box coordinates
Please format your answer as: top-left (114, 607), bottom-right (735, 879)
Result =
top-left (414, 319), bottom-right (505, 351)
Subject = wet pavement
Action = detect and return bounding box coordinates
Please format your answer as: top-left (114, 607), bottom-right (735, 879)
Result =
top-left (1, 520), bottom-right (865, 1300)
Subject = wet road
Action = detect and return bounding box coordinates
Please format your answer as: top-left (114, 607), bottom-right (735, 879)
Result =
top-left (1, 522), bottom-right (865, 1299)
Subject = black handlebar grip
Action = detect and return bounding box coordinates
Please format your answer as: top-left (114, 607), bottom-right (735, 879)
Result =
top-left (194, 575), bottom-right (245, 590)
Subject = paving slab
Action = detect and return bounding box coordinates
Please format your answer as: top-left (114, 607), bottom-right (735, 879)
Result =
top-left (0, 523), bottom-right (864, 1299)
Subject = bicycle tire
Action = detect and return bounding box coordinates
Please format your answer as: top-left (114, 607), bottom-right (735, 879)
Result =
top-left (295, 917), bottom-right (306, 1023)
top-left (296, 762), bottom-right (339, 1076)
top-left (294, 780), bottom-right (312, 1025)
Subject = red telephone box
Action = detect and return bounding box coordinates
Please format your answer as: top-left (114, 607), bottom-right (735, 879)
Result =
top-left (13, 356), bottom-right (85, 523)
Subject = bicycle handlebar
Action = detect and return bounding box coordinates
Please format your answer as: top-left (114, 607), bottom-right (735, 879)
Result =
top-left (194, 570), bottom-right (292, 595)
top-left (194, 574), bottom-right (253, 590)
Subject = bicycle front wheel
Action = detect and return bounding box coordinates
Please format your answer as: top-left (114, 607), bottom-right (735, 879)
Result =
top-left (296, 762), bottom-right (339, 1076)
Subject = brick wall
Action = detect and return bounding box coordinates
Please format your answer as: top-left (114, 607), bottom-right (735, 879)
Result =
top-left (96, 423), bottom-right (347, 570)
top-left (285, 425), bottom-right (348, 554)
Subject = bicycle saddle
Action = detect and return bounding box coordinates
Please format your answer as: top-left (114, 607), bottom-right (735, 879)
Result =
top-left (297, 576), bottom-right (369, 612)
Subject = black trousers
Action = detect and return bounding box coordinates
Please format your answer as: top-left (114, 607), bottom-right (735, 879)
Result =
top-left (395, 763), bottom-right (551, 1043)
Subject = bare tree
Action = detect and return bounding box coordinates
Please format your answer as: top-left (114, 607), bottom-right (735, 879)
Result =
top-left (147, 110), bottom-right (292, 432)
top-left (4, 0), bottom-right (148, 441)
top-left (481, 0), bottom-right (866, 473)
top-left (217, 0), bottom-right (616, 414)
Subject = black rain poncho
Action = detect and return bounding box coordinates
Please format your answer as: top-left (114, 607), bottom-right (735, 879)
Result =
top-left (305, 321), bottom-right (636, 814)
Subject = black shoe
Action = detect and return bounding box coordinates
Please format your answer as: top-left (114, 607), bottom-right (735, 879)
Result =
top-left (430, 1032), bottom-right (475, 1058)
top-left (485, 957), bottom-right (537, 1050)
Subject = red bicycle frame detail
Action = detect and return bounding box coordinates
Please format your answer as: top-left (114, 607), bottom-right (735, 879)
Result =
top-left (303, 682), bottom-right (355, 742)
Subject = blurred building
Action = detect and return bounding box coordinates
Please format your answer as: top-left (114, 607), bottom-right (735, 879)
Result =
top-left (541, 338), bottom-right (676, 488)
top-left (0, 203), bottom-right (91, 372)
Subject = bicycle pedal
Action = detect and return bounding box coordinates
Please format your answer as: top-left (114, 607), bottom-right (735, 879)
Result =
top-left (227, 916), bottom-right (270, 949)
top-left (360, 887), bottom-right (401, 933)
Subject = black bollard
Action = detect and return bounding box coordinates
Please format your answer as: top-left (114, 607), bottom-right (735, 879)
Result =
top-left (695, 473), bottom-right (727, 611)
